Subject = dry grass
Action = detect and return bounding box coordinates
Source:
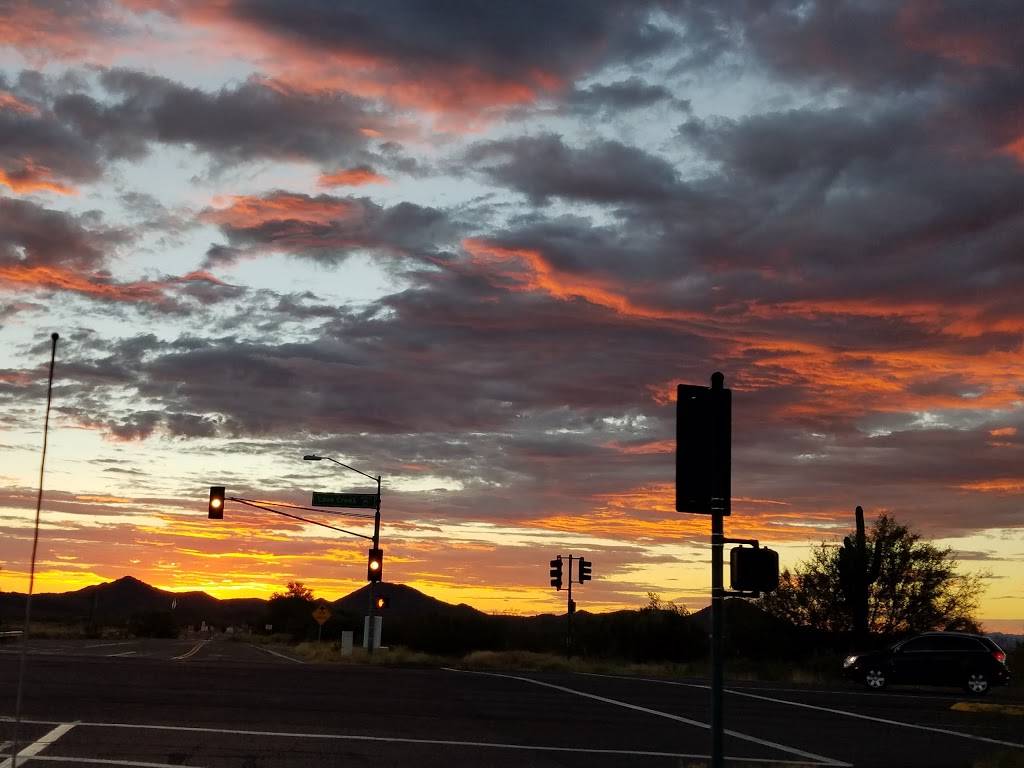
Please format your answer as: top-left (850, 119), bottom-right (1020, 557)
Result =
top-left (281, 644), bottom-right (836, 686)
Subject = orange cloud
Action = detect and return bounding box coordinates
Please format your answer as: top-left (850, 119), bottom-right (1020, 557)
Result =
top-left (956, 479), bottom-right (1024, 494)
top-left (989, 427), bottom-right (1017, 437)
top-left (0, 264), bottom-right (171, 304)
top-left (203, 192), bottom-right (358, 228)
top-left (1002, 136), bottom-right (1024, 165)
top-left (0, 160), bottom-right (77, 195)
top-left (0, 90), bottom-right (38, 115)
top-left (462, 238), bottom-right (702, 323)
top-left (318, 167), bottom-right (389, 187)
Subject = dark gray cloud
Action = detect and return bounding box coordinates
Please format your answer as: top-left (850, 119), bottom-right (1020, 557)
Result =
top-left (464, 133), bottom-right (685, 205)
top-left (57, 68), bottom-right (382, 168)
top-left (220, 0), bottom-right (679, 97)
top-left (0, 196), bottom-right (122, 270)
top-left (567, 77), bottom-right (685, 115)
top-left (200, 191), bottom-right (455, 266)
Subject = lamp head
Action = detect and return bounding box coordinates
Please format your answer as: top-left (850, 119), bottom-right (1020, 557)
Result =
top-left (303, 455), bottom-right (322, 461)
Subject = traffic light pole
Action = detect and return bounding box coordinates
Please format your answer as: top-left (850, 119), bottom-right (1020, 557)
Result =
top-left (709, 371), bottom-right (727, 768)
top-left (366, 475), bottom-right (381, 656)
top-left (566, 555), bottom-right (574, 657)
top-left (711, 510), bottom-right (724, 768)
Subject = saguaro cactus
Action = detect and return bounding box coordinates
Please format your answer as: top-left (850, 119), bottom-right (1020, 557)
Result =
top-left (838, 505), bottom-right (881, 641)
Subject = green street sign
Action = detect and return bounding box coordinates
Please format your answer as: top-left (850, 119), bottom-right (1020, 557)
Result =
top-left (311, 492), bottom-right (379, 509)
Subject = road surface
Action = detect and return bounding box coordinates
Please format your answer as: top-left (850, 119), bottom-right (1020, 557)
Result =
top-left (1, 638), bottom-right (1021, 767)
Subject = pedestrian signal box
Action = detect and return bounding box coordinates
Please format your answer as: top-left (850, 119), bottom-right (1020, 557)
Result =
top-left (729, 546), bottom-right (779, 594)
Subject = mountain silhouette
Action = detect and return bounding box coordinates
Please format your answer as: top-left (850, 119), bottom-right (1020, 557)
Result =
top-left (0, 576), bottom-right (474, 629)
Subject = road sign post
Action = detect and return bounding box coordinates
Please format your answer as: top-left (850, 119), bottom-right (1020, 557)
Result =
top-left (312, 603), bottom-right (331, 643)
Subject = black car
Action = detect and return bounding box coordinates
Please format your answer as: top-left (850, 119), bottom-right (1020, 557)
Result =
top-left (843, 631), bottom-right (1010, 694)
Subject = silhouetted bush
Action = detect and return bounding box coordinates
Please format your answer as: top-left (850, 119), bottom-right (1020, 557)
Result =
top-left (128, 610), bottom-right (177, 638)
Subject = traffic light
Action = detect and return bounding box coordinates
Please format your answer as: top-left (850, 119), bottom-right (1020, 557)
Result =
top-left (578, 558), bottom-right (592, 583)
top-left (676, 378), bottom-right (731, 515)
top-left (208, 486), bottom-right (225, 519)
top-left (568, 599), bottom-right (576, 615)
top-left (367, 548), bottom-right (383, 582)
top-left (375, 596), bottom-right (390, 610)
top-left (729, 546), bottom-right (779, 593)
top-left (549, 556), bottom-right (563, 590)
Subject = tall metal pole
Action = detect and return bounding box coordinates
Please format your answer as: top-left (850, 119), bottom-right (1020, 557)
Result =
top-left (711, 510), bottom-right (724, 768)
top-left (566, 555), bottom-right (574, 657)
top-left (710, 371), bottom-right (726, 768)
top-left (366, 475), bottom-right (381, 655)
top-left (13, 332), bottom-right (58, 768)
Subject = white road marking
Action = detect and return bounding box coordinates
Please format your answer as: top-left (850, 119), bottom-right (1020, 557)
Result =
top-left (170, 640), bottom-right (209, 661)
top-left (580, 673), bottom-right (1024, 751)
top-left (0, 758), bottom-right (199, 768)
top-left (0, 719), bottom-right (842, 765)
top-left (106, 651), bottom-right (137, 658)
top-left (445, 668), bottom-right (850, 767)
top-left (0, 722), bottom-right (76, 768)
top-left (728, 682), bottom-right (979, 703)
top-left (0, 743), bottom-right (10, 754)
top-left (253, 645), bottom-right (305, 664)
top-left (84, 642), bottom-right (136, 650)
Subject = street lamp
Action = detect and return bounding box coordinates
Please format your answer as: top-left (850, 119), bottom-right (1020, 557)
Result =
top-left (304, 453), bottom-right (383, 655)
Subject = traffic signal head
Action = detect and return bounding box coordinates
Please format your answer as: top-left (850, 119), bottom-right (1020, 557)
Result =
top-left (375, 596), bottom-right (390, 610)
top-left (578, 558), bottom-right (592, 583)
top-left (549, 556), bottom-right (563, 590)
top-left (367, 548), bottom-right (383, 582)
top-left (208, 486), bottom-right (225, 519)
top-left (729, 546), bottom-right (779, 594)
top-left (676, 380), bottom-right (731, 515)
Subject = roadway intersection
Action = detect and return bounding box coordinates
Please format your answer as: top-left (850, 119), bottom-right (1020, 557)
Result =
top-left (1, 638), bottom-right (1021, 767)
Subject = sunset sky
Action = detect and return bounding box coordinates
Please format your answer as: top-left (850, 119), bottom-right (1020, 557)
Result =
top-left (0, 1), bottom-right (1021, 630)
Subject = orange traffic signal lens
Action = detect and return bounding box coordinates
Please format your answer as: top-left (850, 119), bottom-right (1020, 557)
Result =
top-left (210, 498), bottom-right (222, 509)
top-left (369, 560), bottom-right (380, 570)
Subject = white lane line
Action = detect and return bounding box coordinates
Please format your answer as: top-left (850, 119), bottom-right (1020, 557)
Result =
top-left (580, 673), bottom-right (1024, 751)
top-left (0, 720), bottom-right (840, 765)
top-left (84, 642), bottom-right (136, 650)
top-left (728, 683), bottom-right (977, 703)
top-left (253, 645), bottom-right (305, 664)
top-left (445, 668), bottom-right (850, 767)
top-left (0, 743), bottom-right (10, 754)
top-left (170, 640), bottom-right (209, 661)
top-left (0, 757), bottom-right (202, 768)
top-left (106, 651), bottom-right (137, 658)
top-left (0, 722), bottom-right (76, 768)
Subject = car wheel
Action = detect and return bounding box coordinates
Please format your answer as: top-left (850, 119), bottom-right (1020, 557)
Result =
top-left (965, 673), bottom-right (989, 695)
top-left (864, 668), bottom-right (887, 690)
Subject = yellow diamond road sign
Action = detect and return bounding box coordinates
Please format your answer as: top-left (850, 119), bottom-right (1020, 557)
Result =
top-left (312, 605), bottom-right (331, 625)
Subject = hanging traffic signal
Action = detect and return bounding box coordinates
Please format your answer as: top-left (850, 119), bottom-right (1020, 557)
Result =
top-left (730, 546), bottom-right (779, 594)
top-left (367, 548), bottom-right (383, 582)
top-left (578, 558), bottom-right (592, 583)
top-left (549, 556), bottom-right (563, 590)
top-left (208, 486), bottom-right (225, 519)
top-left (568, 599), bottom-right (576, 615)
top-left (375, 596), bottom-right (390, 609)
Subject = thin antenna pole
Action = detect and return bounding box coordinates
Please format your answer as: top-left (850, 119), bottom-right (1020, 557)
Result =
top-left (11, 332), bottom-right (59, 767)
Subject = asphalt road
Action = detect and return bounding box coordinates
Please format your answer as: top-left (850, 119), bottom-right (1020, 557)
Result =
top-left (1, 638), bottom-right (1021, 767)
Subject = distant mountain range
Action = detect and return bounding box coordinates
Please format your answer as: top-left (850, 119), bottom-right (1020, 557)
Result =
top-left (0, 575), bottom-right (481, 629)
top-left (2, 576), bottom-right (1018, 652)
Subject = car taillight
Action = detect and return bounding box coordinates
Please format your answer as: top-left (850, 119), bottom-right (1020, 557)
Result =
top-left (992, 650), bottom-right (1006, 664)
